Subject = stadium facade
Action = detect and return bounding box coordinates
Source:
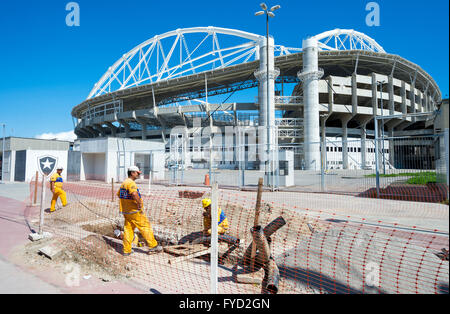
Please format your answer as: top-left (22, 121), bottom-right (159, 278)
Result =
top-left (71, 27), bottom-right (443, 173)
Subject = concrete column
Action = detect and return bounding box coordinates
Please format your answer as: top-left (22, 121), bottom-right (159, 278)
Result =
top-left (341, 116), bottom-right (352, 169)
top-left (254, 36), bottom-right (279, 172)
top-left (428, 94), bottom-right (433, 111)
top-left (327, 76), bottom-right (334, 113)
top-left (401, 81), bottom-right (407, 115)
top-left (410, 81), bottom-right (416, 122)
top-left (371, 73), bottom-right (377, 116)
top-left (388, 126), bottom-right (395, 168)
top-left (417, 92), bottom-right (423, 113)
top-left (298, 37), bottom-right (323, 171)
top-left (352, 73), bottom-right (358, 116)
top-left (141, 123), bottom-right (147, 140)
top-left (421, 92), bottom-right (427, 112)
top-left (388, 75), bottom-right (395, 115)
top-left (428, 94), bottom-right (433, 112)
top-left (361, 123), bottom-right (368, 169)
top-left (424, 93), bottom-right (429, 112)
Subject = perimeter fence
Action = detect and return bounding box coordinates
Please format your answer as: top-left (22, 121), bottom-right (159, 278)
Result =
top-left (25, 170), bottom-right (449, 294)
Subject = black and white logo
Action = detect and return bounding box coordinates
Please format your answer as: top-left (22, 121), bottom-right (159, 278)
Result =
top-left (38, 156), bottom-right (57, 176)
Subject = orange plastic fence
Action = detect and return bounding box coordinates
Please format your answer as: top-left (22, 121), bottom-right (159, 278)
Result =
top-left (26, 174), bottom-right (449, 294)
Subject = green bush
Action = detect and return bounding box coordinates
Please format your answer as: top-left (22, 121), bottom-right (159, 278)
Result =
top-left (406, 173), bottom-right (437, 185)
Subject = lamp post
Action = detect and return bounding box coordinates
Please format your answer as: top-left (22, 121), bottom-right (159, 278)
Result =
top-left (255, 3), bottom-right (280, 189)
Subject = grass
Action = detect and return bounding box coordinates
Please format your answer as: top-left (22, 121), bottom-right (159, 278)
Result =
top-left (365, 171), bottom-right (436, 178)
top-left (406, 172), bottom-right (437, 185)
top-left (365, 171), bottom-right (437, 185)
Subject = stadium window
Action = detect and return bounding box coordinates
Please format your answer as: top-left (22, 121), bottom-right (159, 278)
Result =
top-left (358, 148), bottom-right (361, 152)
top-left (338, 147), bottom-right (342, 152)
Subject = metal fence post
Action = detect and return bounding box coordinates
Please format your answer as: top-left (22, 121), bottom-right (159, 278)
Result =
top-left (446, 129), bottom-right (449, 201)
top-left (150, 152), bottom-right (154, 191)
top-left (39, 174), bottom-right (46, 235)
top-left (210, 182), bottom-right (219, 294)
top-left (320, 138), bottom-right (325, 192)
top-left (33, 171), bottom-right (38, 205)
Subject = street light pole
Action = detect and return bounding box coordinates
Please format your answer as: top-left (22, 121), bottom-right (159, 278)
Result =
top-left (256, 3), bottom-right (280, 189)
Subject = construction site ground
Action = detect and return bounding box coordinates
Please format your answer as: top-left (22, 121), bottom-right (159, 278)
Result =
top-left (0, 180), bottom-right (448, 294)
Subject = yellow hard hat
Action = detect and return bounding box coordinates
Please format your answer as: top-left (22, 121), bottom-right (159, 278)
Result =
top-left (202, 198), bottom-right (212, 208)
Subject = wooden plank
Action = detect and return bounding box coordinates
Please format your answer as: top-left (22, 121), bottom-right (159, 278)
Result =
top-left (253, 178), bottom-right (264, 227)
top-left (164, 244), bottom-right (206, 256)
top-left (168, 248), bottom-right (211, 264)
top-left (236, 268), bottom-right (264, 284)
top-left (250, 177), bottom-right (264, 270)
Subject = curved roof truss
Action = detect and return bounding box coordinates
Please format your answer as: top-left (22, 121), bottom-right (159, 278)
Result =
top-left (87, 26), bottom-right (300, 99)
top-left (311, 29), bottom-right (385, 53)
top-left (87, 27), bottom-right (386, 100)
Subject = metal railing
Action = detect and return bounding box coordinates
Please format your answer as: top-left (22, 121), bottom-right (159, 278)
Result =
top-left (81, 100), bottom-right (123, 121)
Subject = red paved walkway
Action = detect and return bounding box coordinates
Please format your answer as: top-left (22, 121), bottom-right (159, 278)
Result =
top-left (0, 195), bottom-right (147, 294)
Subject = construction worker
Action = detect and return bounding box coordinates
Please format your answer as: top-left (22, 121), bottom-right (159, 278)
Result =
top-left (117, 166), bottom-right (162, 256)
top-left (202, 198), bottom-right (229, 235)
top-left (49, 167), bottom-right (67, 212)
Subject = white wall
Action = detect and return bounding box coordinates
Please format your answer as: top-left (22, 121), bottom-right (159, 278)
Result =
top-left (1, 151), bottom-right (13, 181)
top-left (325, 137), bottom-right (389, 170)
top-left (24, 149), bottom-right (68, 182)
top-left (77, 137), bottom-right (165, 182)
top-left (82, 153), bottom-right (106, 181)
top-left (151, 151), bottom-right (165, 180)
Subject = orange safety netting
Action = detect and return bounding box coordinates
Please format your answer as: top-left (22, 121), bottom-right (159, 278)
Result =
top-left (25, 173), bottom-right (449, 294)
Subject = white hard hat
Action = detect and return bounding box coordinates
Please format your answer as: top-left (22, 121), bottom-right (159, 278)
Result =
top-left (57, 166), bottom-right (64, 170)
top-left (128, 166), bottom-right (141, 173)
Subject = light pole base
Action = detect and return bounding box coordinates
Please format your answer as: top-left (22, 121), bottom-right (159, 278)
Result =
top-left (28, 232), bottom-right (53, 242)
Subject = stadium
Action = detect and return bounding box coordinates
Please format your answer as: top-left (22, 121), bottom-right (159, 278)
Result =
top-left (70, 27), bottom-right (443, 174)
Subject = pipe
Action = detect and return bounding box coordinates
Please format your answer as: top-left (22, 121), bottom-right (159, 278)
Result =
top-left (242, 216), bottom-right (285, 267)
top-left (264, 257), bottom-right (280, 294)
top-left (253, 226), bottom-right (271, 267)
top-left (218, 243), bottom-right (239, 265)
top-left (194, 234), bottom-right (240, 246)
top-left (263, 216), bottom-right (286, 238)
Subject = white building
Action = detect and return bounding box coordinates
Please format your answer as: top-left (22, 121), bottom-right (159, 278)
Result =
top-left (0, 137), bottom-right (165, 183)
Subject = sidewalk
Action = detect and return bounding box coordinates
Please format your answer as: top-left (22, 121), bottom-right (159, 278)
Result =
top-left (0, 255), bottom-right (62, 294)
top-left (0, 182), bottom-right (147, 294)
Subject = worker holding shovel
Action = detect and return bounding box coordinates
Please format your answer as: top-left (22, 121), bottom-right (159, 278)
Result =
top-left (117, 166), bottom-right (162, 256)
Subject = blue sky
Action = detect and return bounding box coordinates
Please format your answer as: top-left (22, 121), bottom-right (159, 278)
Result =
top-left (0, 0), bottom-right (448, 139)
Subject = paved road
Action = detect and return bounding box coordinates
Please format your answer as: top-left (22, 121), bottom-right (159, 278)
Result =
top-left (0, 182), bottom-right (148, 294)
top-left (0, 255), bottom-right (62, 294)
